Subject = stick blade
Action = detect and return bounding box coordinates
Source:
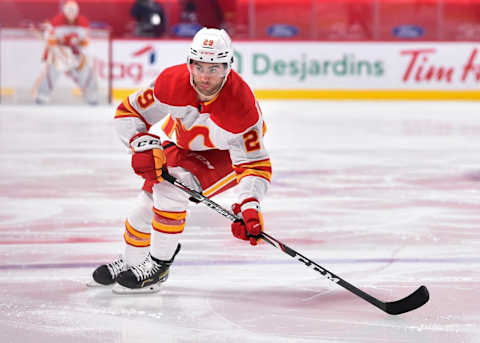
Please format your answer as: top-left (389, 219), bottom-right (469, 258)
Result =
top-left (383, 285), bottom-right (429, 315)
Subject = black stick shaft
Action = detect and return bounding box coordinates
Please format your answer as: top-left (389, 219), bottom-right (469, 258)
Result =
top-left (260, 232), bottom-right (387, 309)
top-left (161, 170), bottom-right (429, 315)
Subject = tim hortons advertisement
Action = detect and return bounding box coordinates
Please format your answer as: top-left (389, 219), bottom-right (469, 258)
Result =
top-left (111, 41), bottom-right (480, 92)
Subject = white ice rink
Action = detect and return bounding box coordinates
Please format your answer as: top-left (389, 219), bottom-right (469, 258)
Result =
top-left (0, 100), bottom-right (479, 342)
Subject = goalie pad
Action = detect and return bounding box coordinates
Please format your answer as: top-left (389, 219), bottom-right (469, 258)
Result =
top-left (48, 44), bottom-right (82, 72)
top-left (33, 47), bottom-right (99, 105)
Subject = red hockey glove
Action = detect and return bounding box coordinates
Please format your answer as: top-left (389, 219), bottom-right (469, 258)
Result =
top-left (142, 179), bottom-right (155, 193)
top-left (71, 45), bottom-right (81, 56)
top-left (231, 198), bottom-right (263, 246)
top-left (129, 133), bottom-right (166, 183)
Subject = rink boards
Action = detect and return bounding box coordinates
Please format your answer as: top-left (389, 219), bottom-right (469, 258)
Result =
top-left (1, 35), bottom-right (479, 103)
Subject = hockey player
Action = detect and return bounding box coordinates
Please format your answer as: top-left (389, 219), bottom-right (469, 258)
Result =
top-left (32, 0), bottom-right (99, 105)
top-left (89, 27), bottom-right (272, 294)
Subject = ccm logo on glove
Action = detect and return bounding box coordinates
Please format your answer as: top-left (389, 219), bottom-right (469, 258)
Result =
top-left (130, 134), bottom-right (162, 152)
top-left (129, 133), bottom-right (166, 183)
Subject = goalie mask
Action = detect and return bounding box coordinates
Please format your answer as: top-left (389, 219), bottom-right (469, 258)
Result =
top-left (187, 28), bottom-right (234, 97)
top-left (63, 1), bottom-right (79, 22)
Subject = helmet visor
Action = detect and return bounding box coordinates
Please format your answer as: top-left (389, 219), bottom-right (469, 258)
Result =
top-left (189, 61), bottom-right (228, 78)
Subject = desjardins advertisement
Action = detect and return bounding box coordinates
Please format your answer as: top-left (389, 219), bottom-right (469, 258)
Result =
top-left (234, 51), bottom-right (385, 81)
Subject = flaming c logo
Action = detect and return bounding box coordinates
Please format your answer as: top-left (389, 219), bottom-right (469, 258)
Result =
top-left (175, 119), bottom-right (215, 150)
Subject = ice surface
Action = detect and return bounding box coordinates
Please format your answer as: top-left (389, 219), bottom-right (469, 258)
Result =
top-left (0, 101), bottom-right (479, 342)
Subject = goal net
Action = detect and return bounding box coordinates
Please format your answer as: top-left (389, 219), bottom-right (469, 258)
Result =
top-left (0, 27), bottom-right (111, 105)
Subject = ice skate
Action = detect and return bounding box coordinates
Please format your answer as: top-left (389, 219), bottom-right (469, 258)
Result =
top-left (112, 244), bottom-right (181, 295)
top-left (87, 256), bottom-right (126, 287)
top-left (34, 94), bottom-right (49, 105)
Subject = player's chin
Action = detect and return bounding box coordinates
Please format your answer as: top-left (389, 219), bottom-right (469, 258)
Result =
top-left (199, 83), bottom-right (211, 91)
top-left (202, 87), bottom-right (218, 95)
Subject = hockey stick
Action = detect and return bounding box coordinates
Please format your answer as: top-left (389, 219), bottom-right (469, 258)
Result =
top-left (161, 170), bottom-right (429, 315)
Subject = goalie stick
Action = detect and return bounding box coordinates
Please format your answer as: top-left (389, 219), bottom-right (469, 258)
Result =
top-left (161, 170), bottom-right (429, 315)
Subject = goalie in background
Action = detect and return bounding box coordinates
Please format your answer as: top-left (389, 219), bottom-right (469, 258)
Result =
top-left (32, 0), bottom-right (99, 105)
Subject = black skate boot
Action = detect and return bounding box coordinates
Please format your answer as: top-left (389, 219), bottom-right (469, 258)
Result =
top-left (113, 244), bottom-right (181, 294)
top-left (87, 257), bottom-right (127, 287)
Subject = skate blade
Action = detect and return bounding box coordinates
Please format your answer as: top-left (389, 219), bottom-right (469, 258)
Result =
top-left (86, 280), bottom-right (114, 288)
top-left (112, 283), bottom-right (161, 295)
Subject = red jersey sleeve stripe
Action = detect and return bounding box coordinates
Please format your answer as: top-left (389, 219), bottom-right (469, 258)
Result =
top-left (233, 158), bottom-right (272, 183)
top-left (114, 98), bottom-right (150, 130)
top-left (161, 115), bottom-right (176, 138)
top-left (234, 159), bottom-right (272, 169)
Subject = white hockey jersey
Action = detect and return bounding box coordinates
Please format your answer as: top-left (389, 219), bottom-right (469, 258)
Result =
top-left (114, 63), bottom-right (271, 202)
top-left (48, 13), bottom-right (89, 49)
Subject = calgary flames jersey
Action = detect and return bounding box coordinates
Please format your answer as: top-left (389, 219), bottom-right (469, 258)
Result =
top-left (48, 14), bottom-right (89, 48)
top-left (114, 63), bottom-right (272, 200)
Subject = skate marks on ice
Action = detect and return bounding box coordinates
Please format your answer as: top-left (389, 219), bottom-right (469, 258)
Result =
top-left (0, 102), bottom-right (480, 342)
top-left (0, 262), bottom-right (475, 343)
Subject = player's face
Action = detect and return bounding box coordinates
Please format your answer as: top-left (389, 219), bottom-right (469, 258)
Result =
top-left (63, 2), bottom-right (79, 22)
top-left (190, 61), bottom-right (227, 96)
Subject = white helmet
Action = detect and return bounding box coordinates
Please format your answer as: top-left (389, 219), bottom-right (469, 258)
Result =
top-left (188, 28), bottom-right (234, 66)
top-left (63, 1), bottom-right (79, 22)
top-left (187, 28), bottom-right (234, 97)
